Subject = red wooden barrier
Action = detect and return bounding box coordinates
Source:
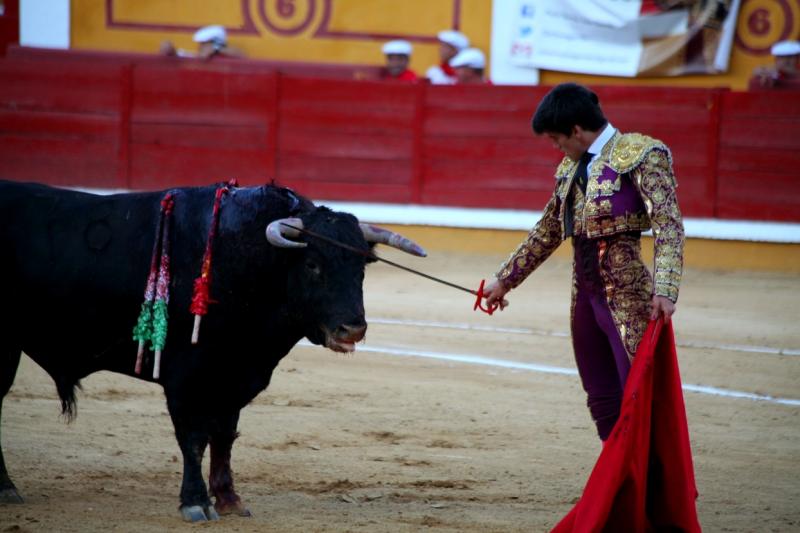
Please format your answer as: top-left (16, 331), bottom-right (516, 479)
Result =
top-left (0, 58), bottom-right (123, 187)
top-left (1, 50), bottom-right (798, 223)
top-left (277, 76), bottom-right (418, 203)
top-left (0, 0), bottom-right (18, 56)
top-left (717, 91), bottom-right (800, 221)
top-left (422, 85), bottom-right (553, 209)
top-left (129, 62), bottom-right (277, 190)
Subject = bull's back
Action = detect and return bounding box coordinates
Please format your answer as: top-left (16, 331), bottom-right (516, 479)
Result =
top-left (3, 181), bottom-right (155, 293)
top-left (1, 181), bottom-right (166, 354)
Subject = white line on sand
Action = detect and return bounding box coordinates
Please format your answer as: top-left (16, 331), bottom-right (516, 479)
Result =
top-left (368, 317), bottom-right (800, 357)
top-left (297, 340), bottom-right (800, 407)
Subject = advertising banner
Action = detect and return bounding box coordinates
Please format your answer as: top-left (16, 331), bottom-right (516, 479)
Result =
top-left (508, 0), bottom-right (741, 77)
top-left (490, 0), bottom-right (539, 85)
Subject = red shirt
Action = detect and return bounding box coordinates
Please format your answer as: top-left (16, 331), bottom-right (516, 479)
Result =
top-left (381, 68), bottom-right (418, 82)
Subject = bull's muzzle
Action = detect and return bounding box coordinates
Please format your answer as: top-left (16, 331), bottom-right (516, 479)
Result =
top-left (325, 323), bottom-right (367, 353)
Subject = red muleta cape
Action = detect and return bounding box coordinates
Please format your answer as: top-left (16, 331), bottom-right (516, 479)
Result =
top-left (552, 320), bottom-right (701, 532)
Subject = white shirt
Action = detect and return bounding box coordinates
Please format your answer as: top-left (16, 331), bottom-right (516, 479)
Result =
top-left (426, 65), bottom-right (456, 85)
top-left (587, 123), bottom-right (617, 173)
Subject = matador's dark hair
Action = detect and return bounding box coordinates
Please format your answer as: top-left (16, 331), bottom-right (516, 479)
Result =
top-left (531, 83), bottom-right (607, 136)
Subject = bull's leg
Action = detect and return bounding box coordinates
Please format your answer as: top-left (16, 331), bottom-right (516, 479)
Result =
top-left (170, 416), bottom-right (218, 522)
top-left (209, 411), bottom-right (251, 517)
top-left (0, 348), bottom-right (23, 504)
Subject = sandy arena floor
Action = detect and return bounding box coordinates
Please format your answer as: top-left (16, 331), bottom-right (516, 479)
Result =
top-left (1, 248), bottom-right (799, 532)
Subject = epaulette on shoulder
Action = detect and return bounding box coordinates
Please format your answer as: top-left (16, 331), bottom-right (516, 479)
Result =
top-left (555, 156), bottom-right (577, 180)
top-left (609, 132), bottom-right (669, 174)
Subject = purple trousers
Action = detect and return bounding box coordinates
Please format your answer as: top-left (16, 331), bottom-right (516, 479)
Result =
top-left (571, 237), bottom-right (633, 441)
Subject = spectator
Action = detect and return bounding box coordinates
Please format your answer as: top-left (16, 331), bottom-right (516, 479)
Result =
top-left (748, 40), bottom-right (800, 90)
top-left (160, 25), bottom-right (245, 60)
top-left (426, 30), bottom-right (469, 84)
top-left (380, 40), bottom-right (418, 81)
top-left (450, 48), bottom-right (489, 84)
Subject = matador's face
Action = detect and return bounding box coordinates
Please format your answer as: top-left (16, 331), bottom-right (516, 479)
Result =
top-left (545, 129), bottom-right (585, 162)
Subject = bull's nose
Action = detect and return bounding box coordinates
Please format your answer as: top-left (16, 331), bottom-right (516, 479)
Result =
top-left (336, 323), bottom-right (367, 342)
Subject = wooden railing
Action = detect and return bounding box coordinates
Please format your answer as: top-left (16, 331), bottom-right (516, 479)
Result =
top-left (1, 47), bottom-right (798, 222)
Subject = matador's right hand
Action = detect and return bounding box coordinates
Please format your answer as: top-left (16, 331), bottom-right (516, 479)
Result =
top-left (483, 278), bottom-right (510, 311)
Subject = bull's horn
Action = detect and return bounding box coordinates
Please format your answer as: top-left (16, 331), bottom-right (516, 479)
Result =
top-left (266, 218), bottom-right (307, 248)
top-left (359, 223), bottom-right (427, 257)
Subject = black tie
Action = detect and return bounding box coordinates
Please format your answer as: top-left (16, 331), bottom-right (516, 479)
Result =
top-left (565, 151), bottom-right (593, 237)
top-left (574, 151), bottom-right (593, 193)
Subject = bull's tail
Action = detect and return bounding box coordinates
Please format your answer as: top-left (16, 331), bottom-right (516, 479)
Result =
top-left (55, 378), bottom-right (81, 422)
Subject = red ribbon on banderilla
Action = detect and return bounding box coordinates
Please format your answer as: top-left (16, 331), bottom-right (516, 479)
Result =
top-left (190, 179), bottom-right (238, 344)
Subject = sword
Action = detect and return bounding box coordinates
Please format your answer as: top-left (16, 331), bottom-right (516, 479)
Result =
top-left (280, 223), bottom-right (499, 314)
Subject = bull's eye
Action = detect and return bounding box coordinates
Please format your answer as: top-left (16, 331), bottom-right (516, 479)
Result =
top-left (305, 260), bottom-right (322, 276)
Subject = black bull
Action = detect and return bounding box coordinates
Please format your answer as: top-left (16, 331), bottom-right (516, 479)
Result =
top-left (0, 180), bottom-right (425, 521)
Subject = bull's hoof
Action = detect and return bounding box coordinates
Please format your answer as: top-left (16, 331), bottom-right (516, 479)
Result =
top-left (215, 500), bottom-right (252, 517)
top-left (0, 487), bottom-right (24, 504)
top-left (180, 504), bottom-right (220, 522)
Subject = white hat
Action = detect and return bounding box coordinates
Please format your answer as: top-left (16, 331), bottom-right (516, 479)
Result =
top-left (438, 30), bottom-right (469, 51)
top-left (382, 40), bottom-right (412, 56)
top-left (771, 40), bottom-right (800, 56)
top-left (193, 25), bottom-right (227, 45)
top-left (450, 47), bottom-right (485, 69)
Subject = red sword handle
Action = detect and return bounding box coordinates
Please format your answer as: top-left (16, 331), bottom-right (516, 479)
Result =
top-left (473, 279), bottom-right (498, 316)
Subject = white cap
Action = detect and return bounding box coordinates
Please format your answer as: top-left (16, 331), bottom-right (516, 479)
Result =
top-left (771, 40), bottom-right (800, 56)
top-left (382, 40), bottom-right (412, 56)
top-left (193, 25), bottom-right (227, 45)
top-left (450, 47), bottom-right (485, 69)
top-left (438, 30), bottom-right (469, 51)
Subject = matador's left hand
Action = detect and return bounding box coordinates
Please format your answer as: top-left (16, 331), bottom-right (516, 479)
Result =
top-left (651, 295), bottom-right (675, 322)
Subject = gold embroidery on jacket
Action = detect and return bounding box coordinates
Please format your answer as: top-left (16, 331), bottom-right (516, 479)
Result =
top-left (585, 212), bottom-right (651, 237)
top-left (596, 234), bottom-right (653, 357)
top-left (630, 148), bottom-right (684, 302)
top-left (609, 133), bottom-right (668, 174)
top-left (556, 156), bottom-right (577, 181)
top-left (584, 138), bottom-right (615, 203)
top-left (596, 176), bottom-right (622, 196)
top-left (571, 186), bottom-right (586, 236)
top-left (496, 191), bottom-right (563, 289)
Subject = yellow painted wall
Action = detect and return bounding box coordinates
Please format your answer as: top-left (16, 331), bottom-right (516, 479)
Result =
top-left (71, 0), bottom-right (799, 90)
top-left (71, 0), bottom-right (492, 78)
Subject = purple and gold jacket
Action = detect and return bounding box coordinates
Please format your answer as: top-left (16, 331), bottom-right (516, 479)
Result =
top-left (496, 131), bottom-right (685, 303)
